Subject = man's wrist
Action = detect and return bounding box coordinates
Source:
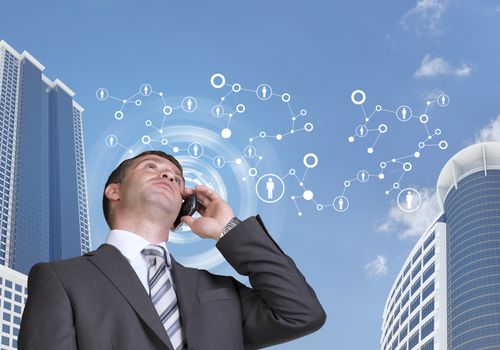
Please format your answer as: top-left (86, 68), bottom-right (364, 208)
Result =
top-left (219, 217), bottom-right (241, 239)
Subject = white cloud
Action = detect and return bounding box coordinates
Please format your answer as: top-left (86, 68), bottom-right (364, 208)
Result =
top-left (377, 187), bottom-right (441, 239)
top-left (401, 0), bottom-right (449, 36)
top-left (475, 115), bottom-right (500, 143)
top-left (414, 54), bottom-right (473, 78)
top-left (365, 255), bottom-right (388, 278)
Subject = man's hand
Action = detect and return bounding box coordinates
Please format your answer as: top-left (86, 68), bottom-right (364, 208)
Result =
top-left (180, 185), bottom-right (235, 240)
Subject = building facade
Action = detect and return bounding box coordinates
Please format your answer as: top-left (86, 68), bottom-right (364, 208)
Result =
top-left (0, 40), bottom-right (91, 349)
top-left (380, 216), bottom-right (448, 350)
top-left (381, 142), bottom-right (500, 350)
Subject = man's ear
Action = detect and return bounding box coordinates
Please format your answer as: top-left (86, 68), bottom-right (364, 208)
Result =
top-left (105, 183), bottom-right (121, 202)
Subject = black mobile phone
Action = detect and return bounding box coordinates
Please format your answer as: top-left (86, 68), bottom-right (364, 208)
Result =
top-left (173, 194), bottom-right (199, 230)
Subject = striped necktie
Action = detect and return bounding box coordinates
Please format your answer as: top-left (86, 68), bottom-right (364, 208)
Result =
top-left (141, 244), bottom-right (186, 350)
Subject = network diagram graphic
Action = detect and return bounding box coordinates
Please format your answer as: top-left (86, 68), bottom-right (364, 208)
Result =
top-left (338, 89), bottom-right (450, 213)
top-left (96, 75), bottom-right (449, 218)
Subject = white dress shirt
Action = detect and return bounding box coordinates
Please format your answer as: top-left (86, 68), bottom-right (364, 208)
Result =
top-left (105, 229), bottom-right (174, 294)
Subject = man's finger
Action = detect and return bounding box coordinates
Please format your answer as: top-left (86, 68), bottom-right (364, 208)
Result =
top-left (195, 185), bottom-right (220, 200)
top-left (180, 215), bottom-right (195, 227)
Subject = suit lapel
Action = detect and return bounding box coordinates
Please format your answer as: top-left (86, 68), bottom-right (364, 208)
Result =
top-left (170, 256), bottom-right (200, 331)
top-left (86, 244), bottom-right (174, 350)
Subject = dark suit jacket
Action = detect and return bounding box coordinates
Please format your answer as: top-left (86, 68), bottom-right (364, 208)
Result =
top-left (18, 215), bottom-right (326, 350)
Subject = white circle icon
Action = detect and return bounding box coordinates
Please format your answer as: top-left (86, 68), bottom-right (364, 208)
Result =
top-left (437, 93), bottom-right (450, 107)
top-left (244, 146), bottom-right (257, 158)
top-left (188, 142), bottom-right (204, 158)
top-left (96, 88), bottom-right (109, 101)
top-left (213, 156), bottom-right (225, 168)
top-left (255, 174), bottom-right (285, 204)
top-left (303, 153), bottom-right (319, 168)
top-left (212, 105), bottom-right (224, 117)
top-left (256, 84), bottom-right (272, 100)
top-left (357, 170), bottom-right (370, 183)
top-left (396, 105), bottom-right (412, 122)
top-left (397, 188), bottom-right (422, 213)
top-left (333, 196), bottom-right (349, 212)
top-left (351, 90), bottom-right (366, 105)
top-left (210, 73), bottom-right (226, 89)
top-left (140, 84), bottom-right (152, 96)
top-left (105, 135), bottom-right (118, 147)
top-left (182, 96), bottom-right (198, 112)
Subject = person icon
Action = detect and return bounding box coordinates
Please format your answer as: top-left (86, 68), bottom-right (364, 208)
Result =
top-left (144, 85), bottom-right (149, 95)
top-left (266, 178), bottom-right (275, 199)
top-left (406, 191), bottom-right (413, 209)
top-left (187, 98), bottom-right (193, 111)
top-left (402, 107), bottom-right (407, 119)
top-left (216, 106), bottom-right (221, 116)
top-left (193, 144), bottom-right (199, 156)
top-left (217, 157), bottom-right (221, 167)
top-left (109, 136), bottom-right (114, 146)
top-left (261, 86), bottom-right (268, 99)
top-left (441, 95), bottom-right (445, 105)
top-left (360, 127), bottom-right (364, 136)
top-left (100, 89), bottom-right (105, 99)
top-left (361, 172), bottom-right (366, 182)
top-left (248, 148), bottom-right (253, 157)
top-left (338, 198), bottom-right (344, 210)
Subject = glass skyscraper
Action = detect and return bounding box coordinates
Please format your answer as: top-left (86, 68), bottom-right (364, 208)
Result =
top-left (381, 142), bottom-right (500, 350)
top-left (0, 39), bottom-right (91, 349)
top-left (0, 40), bottom-right (91, 274)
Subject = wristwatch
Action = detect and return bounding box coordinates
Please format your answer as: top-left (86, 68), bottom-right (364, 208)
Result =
top-left (219, 217), bottom-right (241, 239)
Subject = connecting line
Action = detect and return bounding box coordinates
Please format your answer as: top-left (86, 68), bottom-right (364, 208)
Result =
top-left (301, 168), bottom-right (309, 183)
top-left (372, 132), bottom-right (382, 148)
top-left (361, 104), bottom-right (367, 118)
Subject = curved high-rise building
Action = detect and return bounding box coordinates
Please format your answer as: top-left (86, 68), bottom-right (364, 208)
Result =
top-left (380, 142), bottom-right (500, 350)
top-left (437, 142), bottom-right (500, 349)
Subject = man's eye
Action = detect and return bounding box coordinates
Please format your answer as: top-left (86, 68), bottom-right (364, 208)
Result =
top-left (147, 163), bottom-right (156, 169)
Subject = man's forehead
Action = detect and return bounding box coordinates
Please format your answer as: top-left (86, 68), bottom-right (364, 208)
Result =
top-left (134, 155), bottom-right (181, 173)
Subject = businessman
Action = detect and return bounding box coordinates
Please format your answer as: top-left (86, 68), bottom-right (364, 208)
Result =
top-left (19, 150), bottom-right (326, 350)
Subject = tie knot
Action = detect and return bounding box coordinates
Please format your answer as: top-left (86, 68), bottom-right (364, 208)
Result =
top-left (141, 244), bottom-right (166, 266)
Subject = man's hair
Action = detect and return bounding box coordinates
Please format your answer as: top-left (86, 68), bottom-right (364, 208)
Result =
top-left (102, 150), bottom-right (184, 228)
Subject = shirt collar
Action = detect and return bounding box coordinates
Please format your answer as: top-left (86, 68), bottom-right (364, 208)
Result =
top-left (106, 229), bottom-right (172, 268)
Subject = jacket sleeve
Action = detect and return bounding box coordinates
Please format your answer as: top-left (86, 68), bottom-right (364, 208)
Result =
top-left (216, 215), bottom-right (326, 349)
top-left (18, 262), bottom-right (78, 350)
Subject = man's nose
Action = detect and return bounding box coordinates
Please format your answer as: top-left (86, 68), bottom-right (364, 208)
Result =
top-left (161, 172), bottom-right (175, 182)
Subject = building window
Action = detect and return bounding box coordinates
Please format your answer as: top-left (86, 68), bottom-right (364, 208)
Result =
top-left (404, 263), bottom-right (411, 276)
top-left (410, 295), bottom-right (420, 313)
top-left (421, 318), bottom-right (434, 339)
top-left (412, 248), bottom-right (422, 263)
top-left (421, 338), bottom-right (433, 350)
top-left (411, 278), bottom-right (421, 296)
top-left (423, 246), bottom-right (435, 266)
top-left (408, 331), bottom-right (419, 350)
top-left (423, 231), bottom-right (435, 250)
top-left (422, 280), bottom-right (435, 301)
top-left (409, 312), bottom-right (420, 332)
top-left (399, 323), bottom-right (408, 342)
top-left (422, 263), bottom-right (435, 283)
top-left (400, 307), bottom-right (409, 324)
top-left (412, 262), bottom-right (422, 279)
top-left (403, 276), bottom-right (410, 291)
top-left (1, 336), bottom-right (9, 346)
top-left (422, 298), bottom-right (434, 320)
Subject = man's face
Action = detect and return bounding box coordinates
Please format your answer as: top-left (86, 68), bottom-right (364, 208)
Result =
top-left (113, 154), bottom-right (185, 215)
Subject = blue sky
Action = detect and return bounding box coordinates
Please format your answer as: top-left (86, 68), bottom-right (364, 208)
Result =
top-left (2, 0), bottom-right (500, 348)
